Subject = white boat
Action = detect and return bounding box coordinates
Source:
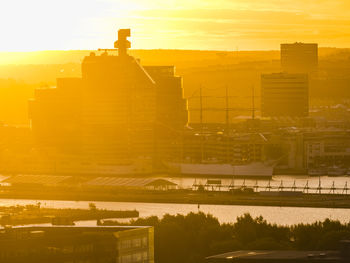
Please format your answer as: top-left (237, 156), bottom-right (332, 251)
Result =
top-left (165, 162), bottom-right (274, 178)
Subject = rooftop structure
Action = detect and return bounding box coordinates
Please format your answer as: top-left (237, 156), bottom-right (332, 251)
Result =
top-left (281, 42), bottom-right (318, 74)
top-left (1, 174), bottom-right (177, 190)
top-left (84, 177), bottom-right (177, 190)
top-left (114, 29), bottom-right (131, 57)
top-left (3, 174), bottom-right (72, 186)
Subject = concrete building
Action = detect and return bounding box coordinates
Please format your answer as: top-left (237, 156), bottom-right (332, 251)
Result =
top-left (0, 225), bottom-right (154, 263)
top-left (282, 131), bottom-right (305, 170)
top-left (261, 73), bottom-right (309, 117)
top-left (281, 42), bottom-right (318, 73)
top-left (182, 131), bottom-right (268, 164)
top-left (303, 130), bottom-right (350, 169)
top-left (28, 29), bottom-right (188, 174)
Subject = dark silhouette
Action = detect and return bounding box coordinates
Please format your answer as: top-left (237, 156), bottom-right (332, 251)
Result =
top-left (103, 212), bottom-right (350, 263)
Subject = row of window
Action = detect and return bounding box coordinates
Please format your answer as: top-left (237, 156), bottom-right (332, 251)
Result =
top-left (120, 251), bottom-right (148, 263)
top-left (119, 236), bottom-right (148, 249)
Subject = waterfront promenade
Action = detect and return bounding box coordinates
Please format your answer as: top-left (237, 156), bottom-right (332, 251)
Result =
top-left (1, 185), bottom-right (350, 209)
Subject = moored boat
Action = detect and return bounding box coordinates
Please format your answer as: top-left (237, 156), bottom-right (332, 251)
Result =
top-left (166, 162), bottom-right (275, 179)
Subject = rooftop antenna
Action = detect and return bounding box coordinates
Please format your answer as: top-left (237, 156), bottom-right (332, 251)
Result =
top-left (225, 86), bottom-right (230, 162)
top-left (200, 86), bottom-right (204, 163)
top-left (251, 84), bottom-right (255, 120)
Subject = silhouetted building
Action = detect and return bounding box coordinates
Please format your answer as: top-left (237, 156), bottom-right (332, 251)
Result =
top-left (261, 73), bottom-right (309, 117)
top-left (0, 225), bottom-right (154, 263)
top-left (281, 42), bottom-right (318, 73)
top-left (28, 29), bottom-right (188, 174)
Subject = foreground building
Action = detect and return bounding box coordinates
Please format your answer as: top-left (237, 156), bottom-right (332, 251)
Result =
top-left (28, 29), bottom-right (187, 174)
top-left (261, 73), bottom-right (309, 118)
top-left (206, 248), bottom-right (349, 263)
top-left (0, 226), bottom-right (154, 263)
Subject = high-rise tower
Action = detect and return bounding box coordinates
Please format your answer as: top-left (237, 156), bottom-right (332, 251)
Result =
top-left (280, 42), bottom-right (318, 74)
top-left (29, 29), bottom-right (188, 174)
top-left (261, 73), bottom-right (309, 118)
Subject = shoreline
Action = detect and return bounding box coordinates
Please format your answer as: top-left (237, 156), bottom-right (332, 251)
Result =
top-left (1, 188), bottom-right (350, 209)
top-left (0, 205), bottom-right (139, 226)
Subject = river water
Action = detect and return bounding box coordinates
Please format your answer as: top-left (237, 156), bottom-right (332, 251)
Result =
top-left (1, 198), bottom-right (350, 226)
top-left (1, 175), bottom-right (350, 226)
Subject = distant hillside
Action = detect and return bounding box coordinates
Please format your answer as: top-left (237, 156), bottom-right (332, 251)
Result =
top-left (0, 47), bottom-right (348, 66)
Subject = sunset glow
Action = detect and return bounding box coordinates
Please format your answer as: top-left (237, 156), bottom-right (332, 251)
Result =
top-left (2, 0), bottom-right (350, 51)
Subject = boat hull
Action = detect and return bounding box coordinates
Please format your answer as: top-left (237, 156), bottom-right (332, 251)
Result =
top-left (166, 162), bottom-right (274, 179)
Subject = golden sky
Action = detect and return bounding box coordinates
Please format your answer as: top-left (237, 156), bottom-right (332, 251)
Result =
top-left (1, 0), bottom-right (350, 51)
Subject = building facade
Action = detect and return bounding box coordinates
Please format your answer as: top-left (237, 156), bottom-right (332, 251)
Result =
top-left (182, 131), bottom-right (268, 164)
top-left (261, 73), bottom-right (309, 117)
top-left (303, 130), bottom-right (350, 168)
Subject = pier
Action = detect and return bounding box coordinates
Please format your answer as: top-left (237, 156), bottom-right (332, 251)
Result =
top-left (192, 178), bottom-right (350, 195)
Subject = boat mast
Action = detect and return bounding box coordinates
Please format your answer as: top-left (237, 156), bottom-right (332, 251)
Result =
top-left (252, 84), bottom-right (255, 120)
top-left (200, 86), bottom-right (204, 163)
top-left (225, 86), bottom-right (230, 163)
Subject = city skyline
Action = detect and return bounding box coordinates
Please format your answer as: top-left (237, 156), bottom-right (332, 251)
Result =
top-left (1, 2), bottom-right (350, 261)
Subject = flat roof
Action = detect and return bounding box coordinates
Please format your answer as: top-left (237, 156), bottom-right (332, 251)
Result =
top-left (84, 177), bottom-right (177, 187)
top-left (3, 174), bottom-right (72, 185)
top-left (206, 250), bottom-right (340, 262)
top-left (8, 225), bottom-right (150, 230)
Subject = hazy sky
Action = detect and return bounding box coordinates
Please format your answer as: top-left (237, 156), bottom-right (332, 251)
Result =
top-left (1, 0), bottom-right (350, 51)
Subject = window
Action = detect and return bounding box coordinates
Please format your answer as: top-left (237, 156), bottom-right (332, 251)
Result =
top-left (132, 238), bottom-right (141, 248)
top-left (132, 252), bottom-right (142, 262)
top-left (121, 254), bottom-right (132, 263)
top-left (121, 239), bottom-right (132, 249)
top-left (143, 251), bottom-right (148, 260)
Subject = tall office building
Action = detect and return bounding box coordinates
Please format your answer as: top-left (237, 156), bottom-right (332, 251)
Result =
top-left (28, 29), bottom-right (188, 174)
top-left (280, 43), bottom-right (318, 73)
top-left (261, 73), bottom-right (309, 117)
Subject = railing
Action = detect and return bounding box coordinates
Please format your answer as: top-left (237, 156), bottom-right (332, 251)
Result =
top-left (192, 179), bottom-right (350, 195)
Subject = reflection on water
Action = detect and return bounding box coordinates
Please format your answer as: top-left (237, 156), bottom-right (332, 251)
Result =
top-left (0, 198), bottom-right (349, 226)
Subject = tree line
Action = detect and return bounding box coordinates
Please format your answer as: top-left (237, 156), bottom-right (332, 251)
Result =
top-left (122, 212), bottom-right (350, 263)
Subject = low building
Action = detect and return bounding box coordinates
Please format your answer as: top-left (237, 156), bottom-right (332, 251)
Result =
top-left (0, 225), bottom-right (154, 263)
top-left (84, 177), bottom-right (177, 190)
top-left (303, 130), bottom-right (350, 168)
top-left (206, 250), bottom-right (345, 263)
top-left (1, 175), bottom-right (177, 191)
top-left (182, 131), bottom-right (268, 164)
